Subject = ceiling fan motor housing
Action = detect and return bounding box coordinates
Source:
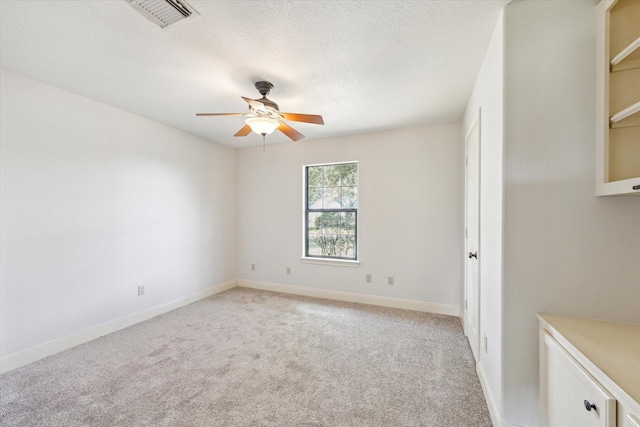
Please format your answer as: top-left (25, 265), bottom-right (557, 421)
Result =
top-left (254, 81), bottom-right (273, 96)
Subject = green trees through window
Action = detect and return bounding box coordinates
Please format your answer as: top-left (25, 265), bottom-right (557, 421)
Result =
top-left (305, 162), bottom-right (358, 260)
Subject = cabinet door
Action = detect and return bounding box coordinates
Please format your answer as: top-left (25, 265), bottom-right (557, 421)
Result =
top-left (595, 0), bottom-right (640, 195)
top-left (542, 333), bottom-right (616, 427)
top-left (627, 414), bottom-right (640, 427)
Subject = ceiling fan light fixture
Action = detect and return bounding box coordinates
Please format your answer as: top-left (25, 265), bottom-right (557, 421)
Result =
top-left (246, 117), bottom-right (279, 136)
top-left (197, 81), bottom-right (323, 142)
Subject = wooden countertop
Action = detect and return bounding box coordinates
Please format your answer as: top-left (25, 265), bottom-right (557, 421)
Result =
top-left (538, 314), bottom-right (640, 405)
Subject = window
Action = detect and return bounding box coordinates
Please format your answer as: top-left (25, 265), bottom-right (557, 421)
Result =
top-left (304, 162), bottom-right (358, 260)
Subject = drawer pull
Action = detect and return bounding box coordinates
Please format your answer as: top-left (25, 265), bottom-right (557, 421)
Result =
top-left (584, 400), bottom-right (597, 412)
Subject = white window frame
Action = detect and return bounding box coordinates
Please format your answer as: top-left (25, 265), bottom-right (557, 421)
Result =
top-left (300, 161), bottom-right (360, 267)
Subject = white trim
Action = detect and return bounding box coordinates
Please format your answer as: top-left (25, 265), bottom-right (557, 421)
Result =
top-left (464, 107), bottom-right (481, 361)
top-left (477, 361), bottom-right (524, 427)
top-left (302, 161), bottom-right (360, 261)
top-left (477, 362), bottom-right (501, 427)
top-left (628, 414), bottom-right (640, 427)
top-left (304, 160), bottom-right (359, 168)
top-left (300, 257), bottom-right (360, 267)
top-left (0, 280), bottom-right (237, 373)
top-left (237, 279), bottom-right (460, 317)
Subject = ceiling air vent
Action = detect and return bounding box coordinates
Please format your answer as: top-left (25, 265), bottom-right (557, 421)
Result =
top-left (128, 0), bottom-right (199, 28)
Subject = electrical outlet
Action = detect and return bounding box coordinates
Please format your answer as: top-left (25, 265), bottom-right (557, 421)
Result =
top-left (365, 274), bottom-right (372, 283)
top-left (286, 267), bottom-right (291, 275)
top-left (251, 263), bottom-right (255, 271)
top-left (138, 285), bottom-right (145, 296)
top-left (388, 276), bottom-right (394, 286)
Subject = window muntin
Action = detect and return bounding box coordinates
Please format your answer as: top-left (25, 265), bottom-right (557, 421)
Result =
top-left (305, 162), bottom-right (358, 260)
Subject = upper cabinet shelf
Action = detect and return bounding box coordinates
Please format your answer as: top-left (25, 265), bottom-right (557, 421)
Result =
top-left (610, 101), bottom-right (640, 126)
top-left (611, 36), bottom-right (640, 69)
top-left (595, 0), bottom-right (640, 196)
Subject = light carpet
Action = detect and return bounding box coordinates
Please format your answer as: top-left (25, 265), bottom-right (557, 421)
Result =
top-left (0, 287), bottom-right (491, 426)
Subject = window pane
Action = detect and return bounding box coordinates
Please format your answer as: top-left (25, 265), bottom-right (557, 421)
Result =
top-left (341, 186), bottom-right (358, 208)
top-left (323, 165), bottom-right (342, 187)
top-left (308, 187), bottom-right (323, 209)
top-left (308, 212), bottom-right (322, 235)
top-left (314, 235), bottom-right (354, 258)
top-left (323, 187), bottom-right (341, 209)
top-left (341, 163), bottom-right (358, 186)
top-left (320, 235), bottom-right (340, 257)
top-left (341, 235), bottom-right (356, 258)
top-left (341, 212), bottom-right (356, 234)
top-left (308, 238), bottom-right (322, 256)
top-left (320, 212), bottom-right (340, 233)
top-left (308, 166), bottom-right (323, 188)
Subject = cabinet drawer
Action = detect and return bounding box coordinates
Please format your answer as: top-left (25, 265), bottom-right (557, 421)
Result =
top-left (542, 332), bottom-right (616, 427)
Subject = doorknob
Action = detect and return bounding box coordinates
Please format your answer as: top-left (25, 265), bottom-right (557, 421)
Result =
top-left (584, 400), bottom-right (596, 412)
top-left (468, 252), bottom-right (477, 259)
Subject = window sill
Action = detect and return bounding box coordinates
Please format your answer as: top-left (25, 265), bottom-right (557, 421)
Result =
top-left (300, 257), bottom-right (360, 268)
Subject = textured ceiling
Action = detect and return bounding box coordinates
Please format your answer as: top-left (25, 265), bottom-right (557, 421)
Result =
top-left (0, 0), bottom-right (507, 148)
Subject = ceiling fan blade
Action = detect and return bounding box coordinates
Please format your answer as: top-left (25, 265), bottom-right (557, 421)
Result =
top-left (278, 121), bottom-right (305, 142)
top-left (241, 96), bottom-right (266, 112)
top-left (234, 124), bottom-right (252, 137)
top-left (196, 112), bottom-right (246, 117)
top-left (280, 113), bottom-right (324, 125)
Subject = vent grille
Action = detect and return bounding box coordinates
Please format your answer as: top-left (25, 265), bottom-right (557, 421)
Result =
top-left (129, 0), bottom-right (199, 28)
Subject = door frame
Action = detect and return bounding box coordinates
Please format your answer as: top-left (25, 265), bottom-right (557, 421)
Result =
top-left (464, 108), bottom-right (481, 362)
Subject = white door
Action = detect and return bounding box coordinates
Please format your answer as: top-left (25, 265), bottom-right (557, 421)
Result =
top-left (464, 111), bottom-right (480, 361)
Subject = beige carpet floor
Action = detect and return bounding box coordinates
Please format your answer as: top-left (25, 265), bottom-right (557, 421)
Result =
top-left (0, 287), bottom-right (492, 426)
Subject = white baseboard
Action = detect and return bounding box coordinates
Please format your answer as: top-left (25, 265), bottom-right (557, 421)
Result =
top-left (476, 362), bottom-right (524, 427)
top-left (0, 280), bottom-right (237, 374)
top-left (237, 279), bottom-right (460, 317)
top-left (477, 362), bottom-right (501, 427)
top-left (2, 279), bottom-right (460, 374)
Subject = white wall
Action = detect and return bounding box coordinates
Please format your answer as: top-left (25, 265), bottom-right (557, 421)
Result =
top-left (503, 2), bottom-right (640, 425)
top-left (0, 69), bottom-right (236, 359)
top-left (463, 9), bottom-right (504, 424)
top-left (235, 124), bottom-right (465, 308)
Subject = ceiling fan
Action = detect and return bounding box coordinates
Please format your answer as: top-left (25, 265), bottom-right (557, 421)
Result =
top-left (196, 81), bottom-right (324, 142)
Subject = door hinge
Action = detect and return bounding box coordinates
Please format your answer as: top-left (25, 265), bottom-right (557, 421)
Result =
top-left (465, 300), bottom-right (468, 310)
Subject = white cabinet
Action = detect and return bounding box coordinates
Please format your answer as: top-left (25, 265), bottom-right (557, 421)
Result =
top-left (595, 0), bottom-right (640, 196)
top-left (542, 332), bottom-right (616, 426)
top-left (538, 315), bottom-right (640, 427)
